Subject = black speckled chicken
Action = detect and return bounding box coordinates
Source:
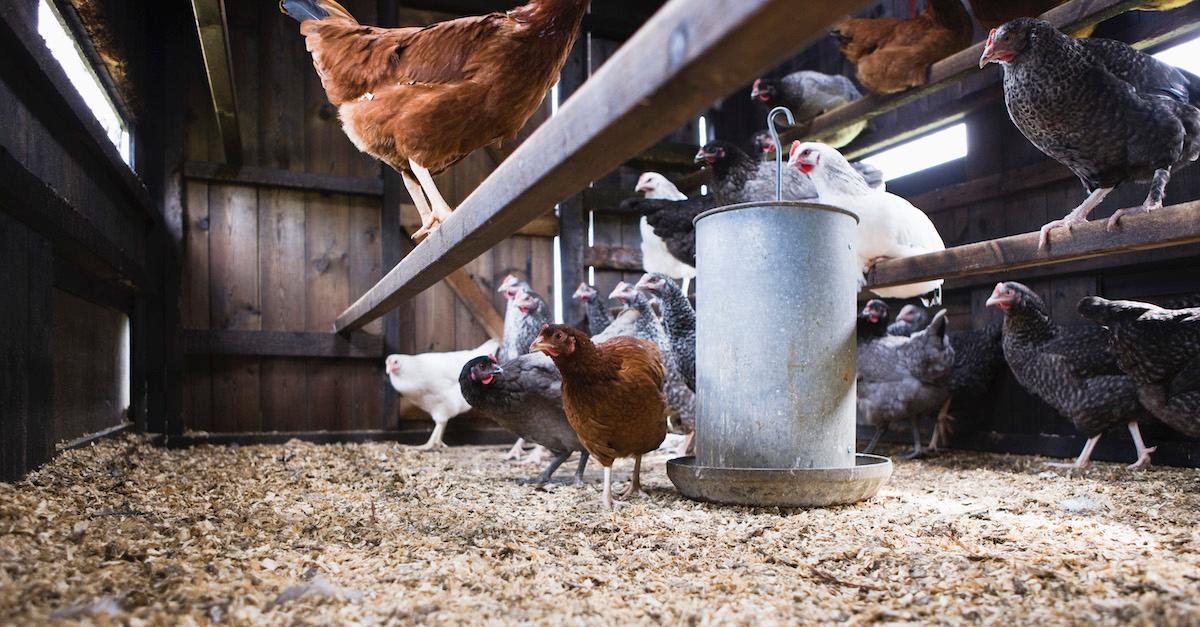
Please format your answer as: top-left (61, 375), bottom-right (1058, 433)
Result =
top-left (636, 273), bottom-right (695, 393)
top-left (572, 282), bottom-right (613, 337)
top-left (460, 354), bottom-right (588, 485)
top-left (887, 304), bottom-right (932, 337)
top-left (858, 309), bottom-right (955, 459)
top-left (858, 299), bottom-right (891, 345)
top-left (608, 281), bottom-right (695, 455)
top-left (980, 18), bottom-right (1200, 248)
top-left (1078, 296), bottom-right (1200, 437)
top-left (987, 282), bottom-right (1156, 469)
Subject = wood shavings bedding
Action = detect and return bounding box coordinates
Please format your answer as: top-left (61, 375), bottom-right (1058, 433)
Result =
top-left (2, 435), bottom-right (1199, 625)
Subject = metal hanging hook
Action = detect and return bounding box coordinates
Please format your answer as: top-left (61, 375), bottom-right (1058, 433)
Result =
top-left (767, 106), bottom-right (795, 203)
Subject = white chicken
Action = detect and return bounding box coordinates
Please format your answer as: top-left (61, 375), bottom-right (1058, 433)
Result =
top-left (788, 141), bottom-right (945, 302)
top-left (634, 173), bottom-right (697, 296)
top-left (385, 339), bottom-right (499, 450)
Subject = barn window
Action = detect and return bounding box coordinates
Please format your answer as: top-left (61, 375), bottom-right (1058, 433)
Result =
top-left (37, 0), bottom-right (133, 166)
top-left (1154, 36), bottom-right (1200, 75)
top-left (860, 123), bottom-right (968, 182)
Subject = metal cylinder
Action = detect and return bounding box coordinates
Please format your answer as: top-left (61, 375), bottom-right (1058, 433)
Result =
top-left (694, 201), bottom-right (859, 470)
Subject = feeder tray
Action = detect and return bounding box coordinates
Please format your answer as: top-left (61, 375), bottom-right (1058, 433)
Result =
top-left (667, 454), bottom-right (892, 508)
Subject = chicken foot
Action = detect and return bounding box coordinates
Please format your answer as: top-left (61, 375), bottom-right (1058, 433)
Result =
top-left (1106, 168), bottom-right (1169, 231)
top-left (928, 397), bottom-right (954, 452)
top-left (410, 160), bottom-right (453, 239)
top-left (572, 450), bottom-right (590, 486)
top-left (902, 418), bottom-right (925, 460)
top-left (504, 438), bottom-right (527, 462)
top-left (1047, 433), bottom-right (1101, 469)
top-left (618, 455), bottom-right (648, 499)
top-left (523, 445), bottom-right (550, 467)
top-left (520, 449), bottom-right (573, 485)
top-left (1126, 421), bottom-right (1156, 470)
top-left (415, 419), bottom-right (449, 451)
top-left (400, 170), bottom-right (435, 240)
top-left (1038, 187), bottom-right (1113, 249)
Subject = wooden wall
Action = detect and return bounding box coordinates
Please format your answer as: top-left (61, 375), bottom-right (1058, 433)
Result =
top-left (51, 290), bottom-right (129, 445)
top-left (178, 0), bottom-right (556, 434)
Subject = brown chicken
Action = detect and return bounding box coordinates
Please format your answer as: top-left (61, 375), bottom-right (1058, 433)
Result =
top-left (281, 0), bottom-right (589, 238)
top-left (833, 0), bottom-right (974, 95)
top-left (530, 325), bottom-right (668, 510)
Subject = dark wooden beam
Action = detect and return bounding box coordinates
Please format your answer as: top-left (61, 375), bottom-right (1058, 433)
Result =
top-left (867, 200), bottom-right (1200, 290)
top-left (626, 141), bottom-right (699, 173)
top-left (336, 0), bottom-right (866, 332)
top-left (182, 329), bottom-right (385, 359)
top-left (184, 161), bottom-right (383, 196)
top-left (582, 187), bottom-right (638, 215)
top-left (785, 0), bottom-right (1195, 150)
top-left (190, 0), bottom-right (243, 165)
top-left (583, 245), bottom-right (643, 272)
top-left (0, 147), bottom-right (147, 289)
top-left (443, 268), bottom-right (506, 341)
top-left (53, 259), bottom-right (136, 315)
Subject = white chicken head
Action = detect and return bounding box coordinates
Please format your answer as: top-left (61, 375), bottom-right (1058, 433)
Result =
top-left (635, 172), bottom-right (686, 200)
top-left (498, 274), bottom-right (527, 300)
top-left (572, 282), bottom-right (598, 302)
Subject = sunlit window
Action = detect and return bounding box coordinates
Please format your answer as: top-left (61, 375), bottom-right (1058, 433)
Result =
top-left (37, 0), bottom-right (132, 166)
top-left (697, 116), bottom-right (709, 196)
top-left (1154, 36), bottom-right (1200, 75)
top-left (860, 123), bottom-right (967, 182)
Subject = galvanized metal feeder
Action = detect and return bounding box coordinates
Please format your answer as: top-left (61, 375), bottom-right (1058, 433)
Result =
top-left (667, 108), bottom-right (892, 507)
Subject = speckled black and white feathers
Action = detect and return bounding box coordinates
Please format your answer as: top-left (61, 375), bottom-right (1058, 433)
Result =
top-left (643, 274), bottom-right (696, 392)
top-left (498, 286), bottom-right (550, 363)
top-left (944, 324), bottom-right (1005, 399)
top-left (1078, 296), bottom-right (1200, 436)
top-left (994, 282), bottom-right (1151, 437)
top-left (609, 289), bottom-right (695, 435)
top-left (997, 18), bottom-right (1200, 193)
top-left (702, 141), bottom-right (818, 206)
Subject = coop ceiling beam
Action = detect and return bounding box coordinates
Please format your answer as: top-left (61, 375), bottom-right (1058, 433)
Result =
top-left (785, 0), bottom-right (1189, 150)
top-left (334, 0), bottom-right (868, 333)
top-left (190, 0), bottom-right (242, 165)
top-left (866, 201), bottom-right (1200, 290)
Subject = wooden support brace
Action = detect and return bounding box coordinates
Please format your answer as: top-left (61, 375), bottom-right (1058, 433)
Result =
top-left (866, 200), bottom-right (1200, 290)
top-left (190, 0), bottom-right (242, 165)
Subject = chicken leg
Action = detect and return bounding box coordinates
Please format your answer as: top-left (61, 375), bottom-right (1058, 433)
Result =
top-left (928, 397), bottom-right (954, 452)
top-left (400, 170), bottom-right (434, 240)
top-left (601, 466), bottom-right (615, 510)
top-left (1126, 421), bottom-right (1156, 470)
top-left (862, 426), bottom-right (885, 454)
top-left (617, 455), bottom-right (648, 499)
top-left (520, 449), bottom-right (572, 485)
top-left (1039, 187), bottom-right (1113, 249)
top-left (410, 160), bottom-right (453, 239)
top-left (1107, 168), bottom-right (1169, 231)
top-left (572, 450), bottom-right (590, 486)
top-left (1047, 433), bottom-right (1101, 469)
top-left (415, 417), bottom-right (449, 451)
top-left (504, 438), bottom-right (527, 462)
top-left (902, 418), bottom-right (925, 460)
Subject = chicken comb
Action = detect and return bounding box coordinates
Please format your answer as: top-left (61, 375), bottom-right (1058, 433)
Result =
top-left (986, 28), bottom-right (997, 49)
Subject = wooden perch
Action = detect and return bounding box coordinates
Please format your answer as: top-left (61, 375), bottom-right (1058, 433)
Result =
top-left (866, 200), bottom-right (1200, 290)
top-left (190, 0), bottom-right (242, 165)
top-left (334, 0), bottom-right (868, 333)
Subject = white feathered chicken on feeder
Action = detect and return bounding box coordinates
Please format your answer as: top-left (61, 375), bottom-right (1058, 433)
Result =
top-left (789, 141), bottom-right (945, 303)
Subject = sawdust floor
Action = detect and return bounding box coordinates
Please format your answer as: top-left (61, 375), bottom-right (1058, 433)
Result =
top-left (2, 436), bottom-right (1200, 625)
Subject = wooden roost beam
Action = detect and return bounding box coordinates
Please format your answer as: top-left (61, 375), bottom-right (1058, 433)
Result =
top-left (866, 201), bottom-right (1200, 290)
top-left (784, 0), bottom-right (1178, 150)
top-left (334, 0), bottom-right (869, 333)
top-left (190, 0), bottom-right (242, 165)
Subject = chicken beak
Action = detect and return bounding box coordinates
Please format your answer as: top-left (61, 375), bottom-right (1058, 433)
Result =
top-left (530, 339), bottom-right (554, 356)
top-left (984, 283), bottom-right (1009, 309)
top-left (980, 29), bottom-right (999, 69)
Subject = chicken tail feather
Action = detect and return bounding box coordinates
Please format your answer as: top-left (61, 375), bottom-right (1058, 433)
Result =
top-left (279, 0), bottom-right (355, 23)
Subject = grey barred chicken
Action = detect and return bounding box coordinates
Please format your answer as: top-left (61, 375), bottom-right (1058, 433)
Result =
top-left (572, 282), bottom-right (613, 337)
top-left (859, 309), bottom-right (955, 459)
top-left (608, 282), bottom-right (695, 454)
top-left (1078, 296), bottom-right (1200, 437)
top-left (981, 18), bottom-right (1200, 248)
top-left (987, 282), bottom-right (1156, 469)
top-left (751, 71), bottom-right (867, 148)
top-left (497, 275), bottom-right (545, 362)
top-left (460, 354), bottom-right (589, 485)
top-left (887, 304), bottom-right (932, 337)
top-left (636, 273), bottom-right (696, 393)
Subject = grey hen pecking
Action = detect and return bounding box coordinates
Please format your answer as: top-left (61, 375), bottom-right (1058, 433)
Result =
top-left (1078, 296), bottom-right (1200, 437)
top-left (981, 18), bottom-right (1200, 248)
top-left (987, 282), bottom-right (1156, 469)
top-left (858, 309), bottom-right (955, 459)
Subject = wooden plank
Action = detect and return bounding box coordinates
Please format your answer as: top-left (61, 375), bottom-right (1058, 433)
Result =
top-left (786, 0), bottom-right (1200, 151)
top-left (335, 0), bottom-right (864, 332)
top-left (443, 264), bottom-right (505, 341)
top-left (258, 188), bottom-right (309, 431)
top-left (182, 329), bottom-right (384, 358)
top-left (867, 200), bottom-right (1200, 290)
top-left (626, 141), bottom-right (699, 172)
top-left (190, 0), bottom-right (243, 164)
top-left (583, 245), bottom-right (644, 273)
top-left (184, 161), bottom-right (383, 196)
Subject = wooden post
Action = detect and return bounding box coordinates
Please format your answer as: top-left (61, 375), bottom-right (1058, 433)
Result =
top-left (0, 213), bottom-right (54, 482)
